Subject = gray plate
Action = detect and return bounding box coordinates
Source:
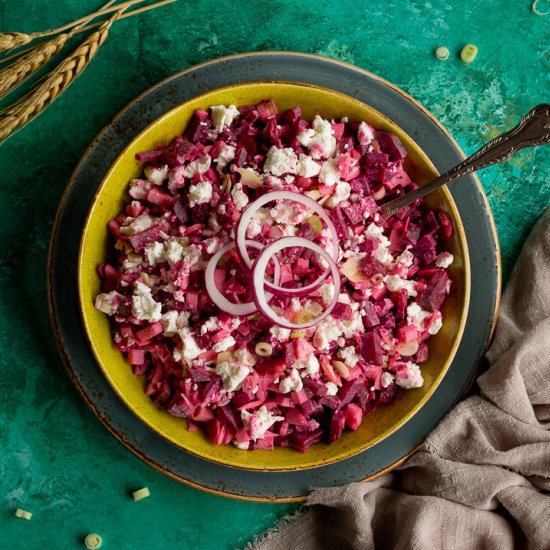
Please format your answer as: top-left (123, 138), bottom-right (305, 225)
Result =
top-left (48, 52), bottom-right (500, 502)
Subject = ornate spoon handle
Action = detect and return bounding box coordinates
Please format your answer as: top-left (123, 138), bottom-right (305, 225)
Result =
top-left (379, 104), bottom-right (550, 218)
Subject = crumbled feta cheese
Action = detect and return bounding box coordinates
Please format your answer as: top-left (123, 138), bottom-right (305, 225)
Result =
top-left (270, 326), bottom-right (291, 342)
top-left (231, 182), bottom-right (249, 210)
top-left (241, 406), bottom-right (284, 441)
top-left (145, 241), bottom-right (165, 265)
top-left (119, 215), bottom-right (154, 236)
top-left (338, 293), bottom-right (351, 304)
top-left (264, 146), bottom-right (298, 176)
top-left (210, 104), bottom-right (240, 132)
top-left (395, 362), bottom-right (424, 389)
top-left (385, 275), bottom-right (417, 297)
top-left (318, 158), bottom-right (340, 186)
top-left (144, 164), bottom-right (168, 185)
top-left (325, 382), bottom-right (338, 396)
top-left (178, 329), bottom-right (205, 361)
top-left (183, 154), bottom-right (211, 179)
top-left (364, 222), bottom-right (393, 265)
top-left (200, 317), bottom-right (219, 334)
top-left (164, 239), bottom-right (184, 265)
top-left (313, 317), bottom-right (343, 350)
top-left (246, 218), bottom-right (263, 238)
top-left (187, 180), bottom-right (213, 207)
top-left (357, 122), bottom-right (375, 145)
top-left (215, 361), bottom-right (250, 392)
top-left (94, 291), bottom-right (123, 316)
top-left (283, 225), bottom-right (299, 236)
top-left (297, 154), bottom-right (321, 177)
top-left (292, 354), bottom-right (320, 376)
top-left (428, 312), bottom-right (443, 335)
top-left (122, 253), bottom-right (143, 272)
top-left (234, 347), bottom-right (256, 366)
top-left (327, 181), bottom-right (351, 208)
top-left (270, 202), bottom-right (307, 224)
top-left (342, 310), bottom-right (365, 339)
top-left (212, 335), bottom-right (236, 353)
top-left (296, 115), bottom-right (337, 159)
top-left (279, 368), bottom-right (303, 394)
top-left (337, 346), bottom-right (361, 367)
top-left (161, 310), bottom-right (179, 335)
top-left (395, 248), bottom-right (414, 268)
top-left (131, 282), bottom-right (162, 322)
top-left (214, 143), bottom-right (236, 172)
top-left (435, 252), bottom-right (454, 268)
top-left (319, 283), bottom-right (335, 306)
top-left (381, 372), bottom-right (395, 388)
top-left (205, 237), bottom-right (223, 255)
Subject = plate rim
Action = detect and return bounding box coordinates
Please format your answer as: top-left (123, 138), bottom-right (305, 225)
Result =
top-left (48, 50), bottom-right (501, 502)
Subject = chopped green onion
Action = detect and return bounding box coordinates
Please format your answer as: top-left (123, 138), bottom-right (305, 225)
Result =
top-left (460, 44), bottom-right (478, 63)
top-left (255, 342), bottom-right (272, 357)
top-left (84, 533), bottom-right (103, 549)
top-left (15, 508), bottom-right (32, 520)
top-left (435, 46), bottom-right (449, 60)
top-left (290, 331), bottom-right (305, 339)
top-left (307, 215), bottom-right (323, 235)
top-left (132, 487), bottom-right (151, 501)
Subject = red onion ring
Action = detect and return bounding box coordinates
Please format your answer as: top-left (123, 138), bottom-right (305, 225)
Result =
top-left (205, 240), bottom-right (281, 316)
top-left (252, 237), bottom-right (341, 329)
top-left (235, 191), bottom-right (339, 297)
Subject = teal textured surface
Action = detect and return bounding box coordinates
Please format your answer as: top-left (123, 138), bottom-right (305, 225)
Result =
top-left (1, 1), bottom-right (548, 548)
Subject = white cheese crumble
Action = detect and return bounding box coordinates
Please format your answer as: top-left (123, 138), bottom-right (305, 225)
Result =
top-left (214, 143), bottom-right (236, 172)
top-left (357, 121), bottom-right (375, 145)
top-left (270, 202), bottom-right (307, 224)
top-left (318, 158), bottom-right (341, 186)
top-left (210, 104), bottom-right (240, 132)
top-left (385, 274), bottom-right (418, 297)
top-left (161, 310), bottom-right (190, 336)
top-left (325, 382), bottom-right (338, 396)
top-left (177, 329), bottom-right (205, 361)
top-left (435, 252), bottom-right (454, 268)
top-left (381, 372), bottom-right (395, 388)
top-left (183, 154), bottom-right (211, 179)
top-left (297, 154), bottom-right (321, 177)
top-left (395, 362), bottom-right (424, 389)
top-left (131, 282), bottom-right (162, 322)
top-left (313, 317), bottom-right (344, 350)
top-left (234, 347), bottom-right (256, 366)
top-left (270, 326), bottom-right (291, 342)
top-left (342, 310), bottom-right (365, 339)
top-left (296, 115), bottom-right (337, 159)
top-left (187, 181), bottom-right (213, 207)
top-left (215, 361), bottom-right (250, 392)
top-left (318, 282), bottom-right (335, 306)
top-left (230, 182), bottom-right (249, 210)
top-left (212, 335), bottom-right (236, 353)
top-left (395, 248), bottom-right (414, 268)
top-left (94, 291), bottom-right (123, 316)
top-left (327, 181), bottom-right (351, 208)
top-left (144, 164), bottom-right (168, 185)
top-left (337, 346), bottom-right (361, 367)
top-left (241, 406), bottom-right (284, 441)
top-left (119, 215), bottom-right (154, 236)
top-left (279, 368), bottom-right (303, 394)
top-left (364, 222), bottom-right (393, 266)
top-left (292, 354), bottom-right (320, 376)
top-left (200, 317), bottom-right (220, 334)
top-left (264, 146), bottom-right (298, 176)
top-left (428, 312), bottom-right (443, 335)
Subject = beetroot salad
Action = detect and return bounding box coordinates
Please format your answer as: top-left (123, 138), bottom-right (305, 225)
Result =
top-left (94, 100), bottom-right (455, 452)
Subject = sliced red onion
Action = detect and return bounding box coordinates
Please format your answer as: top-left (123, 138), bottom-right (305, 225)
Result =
top-left (205, 240), bottom-right (280, 316)
top-left (235, 191), bottom-right (339, 296)
top-left (252, 237), bottom-right (341, 329)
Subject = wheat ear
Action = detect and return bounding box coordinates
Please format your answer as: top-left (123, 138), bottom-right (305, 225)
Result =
top-left (0, 13), bottom-right (121, 143)
top-left (0, 32), bottom-right (35, 53)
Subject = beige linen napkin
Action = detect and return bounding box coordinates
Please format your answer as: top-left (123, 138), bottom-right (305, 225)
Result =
top-left (250, 208), bottom-right (550, 550)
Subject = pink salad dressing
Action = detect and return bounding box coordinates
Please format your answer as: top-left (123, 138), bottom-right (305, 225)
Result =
top-left (95, 101), bottom-right (454, 451)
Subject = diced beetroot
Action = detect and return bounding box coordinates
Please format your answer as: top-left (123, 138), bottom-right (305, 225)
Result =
top-left (234, 427), bottom-right (250, 444)
top-left (135, 321), bottom-right (163, 344)
top-left (303, 376), bottom-right (328, 397)
top-left (438, 211), bottom-right (453, 238)
top-left (128, 349), bottom-right (145, 365)
top-left (318, 183), bottom-right (335, 197)
top-left (290, 428), bottom-right (324, 452)
top-left (393, 289), bottom-right (409, 321)
top-left (413, 343), bottom-right (429, 363)
top-left (419, 270), bottom-right (449, 312)
top-left (360, 332), bottom-right (383, 365)
top-left (254, 433), bottom-right (275, 450)
top-left (331, 122), bottom-right (345, 140)
top-left (207, 418), bottom-right (227, 445)
top-left (331, 302), bottom-right (353, 321)
top-left (291, 388), bottom-right (308, 405)
top-left (301, 398), bottom-right (324, 416)
top-left (192, 405), bottom-right (215, 423)
top-left (147, 187), bottom-right (175, 208)
top-left (128, 224), bottom-right (164, 252)
top-left (338, 155), bottom-right (361, 181)
top-left (397, 324), bottom-right (418, 343)
top-left (413, 234), bottom-right (437, 265)
top-left (273, 395), bottom-right (294, 408)
top-left (217, 405), bottom-right (241, 433)
top-left (135, 145), bottom-right (168, 163)
top-left (293, 338), bottom-right (315, 360)
top-left (329, 410), bottom-right (346, 443)
top-left (329, 207), bottom-right (349, 241)
top-left (294, 258), bottom-right (309, 277)
top-left (344, 403), bottom-right (363, 431)
top-left (378, 382), bottom-right (397, 404)
top-left (102, 264), bottom-right (121, 292)
top-left (363, 301), bottom-right (380, 328)
top-left (339, 380), bottom-right (362, 406)
top-left (257, 100), bottom-right (279, 121)
top-left (318, 395), bottom-right (341, 409)
top-left (256, 357), bottom-right (286, 380)
top-left (361, 255), bottom-right (387, 277)
top-left (377, 132), bottom-right (407, 161)
top-left (282, 407), bottom-right (309, 427)
top-left (235, 399), bottom-right (264, 411)
top-left (320, 356), bottom-right (342, 386)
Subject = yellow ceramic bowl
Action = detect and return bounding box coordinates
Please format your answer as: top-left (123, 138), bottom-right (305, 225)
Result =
top-left (79, 82), bottom-right (470, 471)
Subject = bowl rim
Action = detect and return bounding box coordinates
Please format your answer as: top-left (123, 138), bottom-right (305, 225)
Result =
top-left (78, 79), bottom-right (471, 471)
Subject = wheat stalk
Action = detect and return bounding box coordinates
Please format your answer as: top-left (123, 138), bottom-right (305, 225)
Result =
top-left (0, 0), bottom-right (146, 53)
top-left (0, 0), bottom-right (117, 100)
top-left (0, 13), bottom-right (121, 142)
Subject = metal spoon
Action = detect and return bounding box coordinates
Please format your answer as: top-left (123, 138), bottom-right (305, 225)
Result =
top-left (379, 104), bottom-right (550, 218)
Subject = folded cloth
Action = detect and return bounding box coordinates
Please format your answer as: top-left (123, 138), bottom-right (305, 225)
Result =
top-left (250, 208), bottom-right (550, 550)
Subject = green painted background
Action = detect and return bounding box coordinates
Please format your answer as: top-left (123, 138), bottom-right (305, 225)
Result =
top-left (1, 0), bottom-right (548, 548)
